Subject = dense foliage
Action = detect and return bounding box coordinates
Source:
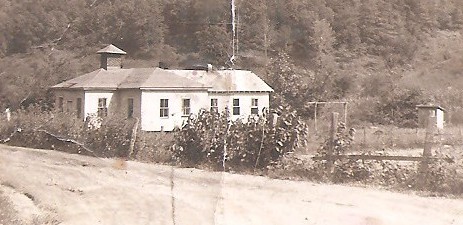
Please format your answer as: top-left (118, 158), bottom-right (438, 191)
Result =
top-left (172, 107), bottom-right (307, 170)
top-left (0, 105), bottom-right (138, 158)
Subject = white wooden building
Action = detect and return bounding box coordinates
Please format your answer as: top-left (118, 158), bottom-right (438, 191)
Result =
top-left (416, 105), bottom-right (445, 129)
top-left (51, 45), bottom-right (273, 131)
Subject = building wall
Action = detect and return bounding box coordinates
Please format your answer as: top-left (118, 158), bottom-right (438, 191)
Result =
top-left (436, 109), bottom-right (444, 129)
top-left (54, 89), bottom-right (85, 119)
top-left (141, 90), bottom-right (209, 131)
top-left (84, 91), bottom-right (115, 118)
top-left (417, 108), bottom-right (445, 129)
top-left (209, 92), bottom-right (270, 120)
top-left (114, 89), bottom-right (142, 119)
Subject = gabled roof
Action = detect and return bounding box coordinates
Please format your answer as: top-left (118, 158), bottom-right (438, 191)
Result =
top-left (52, 68), bottom-right (273, 92)
top-left (97, 44), bottom-right (127, 55)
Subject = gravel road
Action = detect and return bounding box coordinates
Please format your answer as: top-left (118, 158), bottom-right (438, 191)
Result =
top-left (0, 144), bottom-right (462, 225)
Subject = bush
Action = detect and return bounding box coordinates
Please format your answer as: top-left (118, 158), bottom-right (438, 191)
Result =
top-left (1, 105), bottom-right (85, 151)
top-left (0, 105), bottom-right (138, 158)
top-left (172, 106), bottom-right (308, 171)
top-left (351, 87), bottom-right (428, 128)
top-left (83, 114), bottom-right (135, 158)
top-left (134, 131), bottom-right (174, 164)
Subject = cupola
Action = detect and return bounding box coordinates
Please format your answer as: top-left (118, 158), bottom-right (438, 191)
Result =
top-left (97, 44), bottom-right (126, 70)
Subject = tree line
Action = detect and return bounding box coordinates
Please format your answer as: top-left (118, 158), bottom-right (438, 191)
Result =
top-left (1, 0), bottom-right (463, 126)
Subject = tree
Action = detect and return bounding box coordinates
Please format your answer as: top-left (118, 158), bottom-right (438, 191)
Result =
top-left (265, 52), bottom-right (309, 115)
top-left (196, 25), bottom-right (231, 66)
top-left (326, 0), bottom-right (361, 49)
top-left (310, 19), bottom-right (350, 100)
top-left (374, 87), bottom-right (427, 127)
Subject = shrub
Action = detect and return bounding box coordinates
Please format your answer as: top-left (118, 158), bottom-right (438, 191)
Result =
top-left (134, 131), bottom-right (174, 164)
top-left (172, 106), bottom-right (308, 171)
top-left (83, 113), bottom-right (135, 158)
top-left (0, 105), bottom-right (137, 158)
top-left (1, 105), bottom-right (85, 151)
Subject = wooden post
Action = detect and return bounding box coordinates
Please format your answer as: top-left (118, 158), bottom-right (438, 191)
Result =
top-left (314, 103), bottom-right (318, 132)
top-left (343, 102), bottom-right (348, 126)
top-left (362, 126), bottom-right (366, 147)
top-left (419, 115), bottom-right (435, 187)
top-left (128, 117), bottom-right (140, 158)
top-left (327, 112), bottom-right (339, 177)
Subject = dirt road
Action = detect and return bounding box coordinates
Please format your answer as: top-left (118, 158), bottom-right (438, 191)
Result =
top-left (0, 144), bottom-right (462, 225)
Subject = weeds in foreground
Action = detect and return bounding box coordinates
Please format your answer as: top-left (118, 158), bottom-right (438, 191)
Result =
top-left (268, 122), bottom-right (463, 196)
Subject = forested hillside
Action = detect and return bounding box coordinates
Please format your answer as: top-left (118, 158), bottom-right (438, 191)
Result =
top-left (1, 0), bottom-right (463, 126)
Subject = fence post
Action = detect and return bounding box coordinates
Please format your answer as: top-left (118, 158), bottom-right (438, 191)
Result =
top-left (128, 117), bottom-right (140, 158)
top-left (327, 112), bottom-right (339, 178)
top-left (343, 102), bottom-right (348, 126)
top-left (314, 102), bottom-right (318, 132)
top-left (419, 115), bottom-right (435, 187)
top-left (362, 127), bottom-right (366, 147)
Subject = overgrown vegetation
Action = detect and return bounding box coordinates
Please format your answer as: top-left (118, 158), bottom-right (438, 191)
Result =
top-left (268, 122), bottom-right (463, 196)
top-left (0, 105), bottom-right (140, 158)
top-left (172, 106), bottom-right (307, 171)
top-left (1, 103), bottom-right (463, 197)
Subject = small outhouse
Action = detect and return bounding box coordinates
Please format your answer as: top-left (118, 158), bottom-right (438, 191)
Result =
top-left (416, 105), bottom-right (445, 129)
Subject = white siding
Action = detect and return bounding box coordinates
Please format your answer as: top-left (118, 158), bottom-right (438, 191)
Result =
top-left (84, 91), bottom-right (114, 118)
top-left (209, 92), bottom-right (270, 120)
top-left (436, 109), bottom-right (444, 129)
top-left (141, 90), bottom-right (209, 131)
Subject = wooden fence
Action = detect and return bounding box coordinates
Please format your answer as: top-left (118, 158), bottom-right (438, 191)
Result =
top-left (312, 113), bottom-right (450, 182)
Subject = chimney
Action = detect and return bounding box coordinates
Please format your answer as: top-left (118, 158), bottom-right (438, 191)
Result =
top-left (97, 44), bottom-right (127, 70)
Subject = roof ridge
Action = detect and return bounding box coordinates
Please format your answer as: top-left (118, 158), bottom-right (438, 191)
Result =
top-left (97, 44), bottom-right (127, 55)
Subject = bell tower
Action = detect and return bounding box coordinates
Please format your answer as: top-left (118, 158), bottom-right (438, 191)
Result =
top-left (97, 44), bottom-right (127, 70)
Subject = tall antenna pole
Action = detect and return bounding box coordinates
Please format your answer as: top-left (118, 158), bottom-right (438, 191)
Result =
top-left (230, 0), bottom-right (236, 66)
top-left (236, 7), bottom-right (239, 57)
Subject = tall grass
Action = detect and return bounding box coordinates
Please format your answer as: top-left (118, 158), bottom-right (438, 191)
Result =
top-left (302, 123), bottom-right (463, 154)
top-left (0, 105), bottom-right (174, 160)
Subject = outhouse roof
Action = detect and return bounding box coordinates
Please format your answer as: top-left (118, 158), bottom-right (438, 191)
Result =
top-left (416, 105), bottom-right (446, 111)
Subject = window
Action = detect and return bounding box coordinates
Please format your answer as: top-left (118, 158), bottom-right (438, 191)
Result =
top-left (182, 99), bottom-right (191, 116)
top-left (160, 99), bottom-right (169, 118)
top-left (127, 98), bottom-right (134, 118)
top-left (98, 98), bottom-right (108, 117)
top-left (210, 99), bottom-right (218, 113)
top-left (251, 98), bottom-right (259, 114)
top-left (233, 98), bottom-right (240, 115)
top-left (76, 98), bottom-right (82, 118)
top-left (58, 97), bottom-right (64, 112)
top-left (66, 100), bottom-right (73, 113)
